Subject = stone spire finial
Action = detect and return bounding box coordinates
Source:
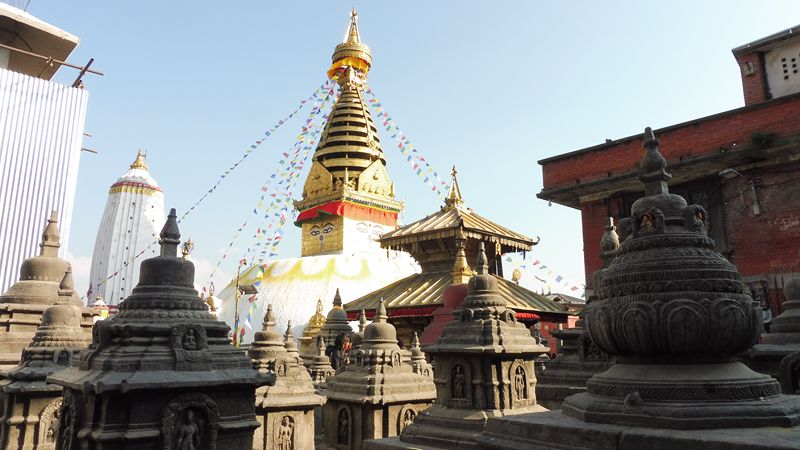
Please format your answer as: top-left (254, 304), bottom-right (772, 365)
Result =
top-left (317, 336), bottom-right (327, 356)
top-left (39, 210), bottom-right (61, 257)
top-left (284, 320), bottom-right (301, 362)
top-left (411, 331), bottom-right (420, 349)
top-left (58, 267), bottom-right (74, 302)
top-left (638, 127), bottom-right (672, 195)
top-left (262, 304), bottom-right (277, 331)
top-left (375, 298), bottom-right (388, 323)
top-left (333, 288), bottom-right (343, 307)
top-left (158, 208), bottom-right (181, 257)
top-left (476, 242), bottom-right (489, 276)
top-left (599, 217), bottom-right (620, 268)
top-left (358, 309), bottom-right (367, 332)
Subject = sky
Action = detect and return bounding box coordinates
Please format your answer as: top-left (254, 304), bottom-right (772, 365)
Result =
top-left (21, 1), bottom-right (800, 298)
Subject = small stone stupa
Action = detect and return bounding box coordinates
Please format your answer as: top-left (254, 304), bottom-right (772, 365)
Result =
top-left (536, 218), bottom-right (616, 409)
top-left (0, 212), bottom-right (93, 370)
top-left (48, 209), bottom-right (271, 450)
top-left (299, 298), bottom-right (326, 357)
top-left (0, 270), bottom-right (90, 450)
top-left (408, 332), bottom-right (433, 380)
top-left (308, 337), bottom-right (335, 388)
top-left (477, 128), bottom-right (800, 450)
top-left (375, 243), bottom-right (549, 449)
top-left (744, 276), bottom-right (800, 393)
top-left (247, 305), bottom-right (324, 450)
top-left (324, 300), bottom-right (436, 450)
top-left (318, 288), bottom-right (354, 346)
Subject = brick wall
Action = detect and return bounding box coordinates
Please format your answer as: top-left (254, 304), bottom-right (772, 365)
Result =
top-left (541, 94), bottom-right (800, 191)
top-left (734, 51), bottom-right (769, 105)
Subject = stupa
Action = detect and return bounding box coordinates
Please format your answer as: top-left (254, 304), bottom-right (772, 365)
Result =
top-left (299, 298), bottom-right (326, 356)
top-left (370, 243), bottom-right (550, 449)
top-left (0, 212), bottom-right (93, 370)
top-left (323, 300), bottom-right (436, 450)
top-left (217, 9), bottom-right (417, 343)
top-left (315, 288), bottom-right (355, 355)
top-left (308, 337), bottom-right (335, 388)
top-left (48, 209), bottom-right (271, 450)
top-left (535, 218), bottom-right (616, 409)
top-left (0, 270), bottom-right (90, 450)
top-left (407, 332), bottom-right (433, 379)
top-left (247, 305), bottom-right (324, 450)
top-left (88, 150), bottom-right (166, 305)
top-left (743, 276), bottom-right (800, 393)
top-left (477, 128), bottom-right (800, 450)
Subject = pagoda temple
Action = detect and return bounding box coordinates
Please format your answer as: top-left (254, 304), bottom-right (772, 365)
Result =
top-left (345, 168), bottom-right (568, 345)
top-left (88, 150), bottom-right (166, 306)
top-left (0, 212), bottom-right (94, 371)
top-left (217, 9), bottom-right (417, 343)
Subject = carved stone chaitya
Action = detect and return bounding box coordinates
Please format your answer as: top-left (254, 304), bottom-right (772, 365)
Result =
top-left (743, 276), bottom-right (800, 394)
top-left (535, 218), bottom-right (616, 409)
top-left (248, 305), bottom-right (324, 450)
top-left (323, 300), bottom-right (435, 450)
top-left (308, 337), bottom-right (335, 389)
top-left (368, 243), bottom-right (549, 450)
top-left (0, 270), bottom-right (90, 450)
top-left (48, 209), bottom-right (271, 450)
top-left (408, 333), bottom-right (433, 380)
top-left (478, 128), bottom-right (800, 450)
top-left (0, 212), bottom-right (94, 370)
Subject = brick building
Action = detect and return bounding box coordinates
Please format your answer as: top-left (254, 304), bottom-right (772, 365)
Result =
top-left (538, 25), bottom-right (800, 319)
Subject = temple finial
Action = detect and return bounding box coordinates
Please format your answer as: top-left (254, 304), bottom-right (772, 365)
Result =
top-left (476, 242), bottom-right (489, 275)
top-left (333, 288), bottom-right (342, 307)
top-left (130, 149), bottom-right (148, 170)
top-left (159, 208), bottom-right (181, 257)
top-left (58, 267), bottom-right (74, 302)
top-left (452, 227), bottom-right (471, 283)
top-left (284, 320), bottom-right (295, 341)
top-left (445, 165), bottom-right (464, 209)
top-left (39, 210), bottom-right (61, 257)
top-left (261, 304), bottom-right (276, 332)
top-left (412, 331), bottom-right (420, 349)
top-left (639, 127), bottom-right (672, 196)
top-left (358, 309), bottom-right (367, 332)
top-left (346, 7), bottom-right (360, 44)
top-left (316, 298), bottom-right (324, 314)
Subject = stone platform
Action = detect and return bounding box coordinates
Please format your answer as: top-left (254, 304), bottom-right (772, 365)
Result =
top-left (475, 410), bottom-right (800, 450)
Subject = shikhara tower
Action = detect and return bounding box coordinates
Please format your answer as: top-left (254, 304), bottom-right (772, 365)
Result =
top-left (88, 151), bottom-right (165, 305)
top-left (294, 9), bottom-right (403, 257)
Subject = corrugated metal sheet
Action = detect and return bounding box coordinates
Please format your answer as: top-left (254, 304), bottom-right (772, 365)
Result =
top-left (381, 205), bottom-right (536, 250)
top-left (0, 67), bottom-right (89, 293)
top-left (344, 270), bottom-right (567, 315)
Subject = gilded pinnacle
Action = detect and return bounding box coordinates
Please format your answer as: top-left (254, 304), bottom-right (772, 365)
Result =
top-left (130, 149), bottom-right (148, 170)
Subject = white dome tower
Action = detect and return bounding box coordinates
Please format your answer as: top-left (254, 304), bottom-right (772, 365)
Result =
top-left (88, 150), bottom-right (165, 305)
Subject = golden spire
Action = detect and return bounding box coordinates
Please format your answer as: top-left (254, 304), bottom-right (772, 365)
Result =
top-left (328, 8), bottom-right (372, 79)
top-left (130, 149), bottom-right (148, 170)
top-left (444, 165), bottom-right (464, 210)
top-left (452, 227), bottom-right (471, 284)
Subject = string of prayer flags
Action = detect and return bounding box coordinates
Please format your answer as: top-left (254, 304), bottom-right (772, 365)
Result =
top-left (362, 86), bottom-right (450, 201)
top-left (505, 252), bottom-right (585, 296)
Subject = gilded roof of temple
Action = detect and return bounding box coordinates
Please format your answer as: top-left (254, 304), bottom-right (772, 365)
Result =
top-left (380, 168), bottom-right (536, 250)
top-left (344, 269), bottom-right (567, 316)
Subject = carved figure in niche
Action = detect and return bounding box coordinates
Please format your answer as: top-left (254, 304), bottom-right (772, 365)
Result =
top-left (393, 352), bottom-right (401, 367)
top-left (514, 365), bottom-right (527, 400)
top-left (452, 365), bottom-right (466, 399)
top-left (402, 408), bottom-right (416, 430)
top-left (55, 349), bottom-right (71, 365)
top-left (177, 409), bottom-right (201, 450)
top-left (182, 329), bottom-right (198, 351)
top-left (337, 408), bottom-right (350, 445)
top-left (277, 416), bottom-right (294, 450)
top-left (639, 213), bottom-right (653, 231)
top-left (277, 361), bottom-right (287, 376)
top-left (531, 322), bottom-right (542, 345)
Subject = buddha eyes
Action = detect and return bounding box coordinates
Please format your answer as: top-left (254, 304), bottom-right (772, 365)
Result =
top-left (322, 223), bottom-right (334, 234)
top-left (310, 227), bottom-right (321, 236)
top-left (310, 224), bottom-right (335, 237)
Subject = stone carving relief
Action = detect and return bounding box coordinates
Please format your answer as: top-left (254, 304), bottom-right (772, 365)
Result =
top-left (39, 398), bottom-right (62, 445)
top-left (276, 415), bottom-right (295, 450)
top-left (633, 207), bottom-right (665, 236)
top-left (161, 393), bottom-right (219, 450)
top-left (452, 365), bottom-right (467, 400)
top-left (397, 405), bottom-right (417, 433)
top-left (336, 407), bottom-right (351, 447)
top-left (171, 324), bottom-right (211, 369)
top-left (779, 351), bottom-right (800, 394)
top-left (513, 365), bottom-right (528, 400)
top-left (392, 352), bottom-right (402, 367)
top-left (55, 390), bottom-right (77, 450)
top-left (577, 331), bottom-right (610, 362)
top-left (684, 204), bottom-right (708, 233)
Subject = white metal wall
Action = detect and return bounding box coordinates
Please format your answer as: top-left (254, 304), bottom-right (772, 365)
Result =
top-left (0, 67), bottom-right (89, 293)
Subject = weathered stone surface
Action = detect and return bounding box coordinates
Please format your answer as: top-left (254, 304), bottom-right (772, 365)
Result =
top-left (48, 209), bottom-right (271, 450)
top-left (479, 128), bottom-right (800, 449)
top-left (0, 270), bottom-right (90, 450)
top-left (248, 305), bottom-right (323, 450)
top-left (369, 243), bottom-right (548, 450)
top-left (0, 213), bottom-right (94, 370)
top-left (324, 300), bottom-right (435, 450)
top-left (742, 276), bottom-right (800, 392)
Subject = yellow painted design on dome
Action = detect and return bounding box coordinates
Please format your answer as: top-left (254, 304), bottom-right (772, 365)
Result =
top-left (229, 256), bottom-right (376, 289)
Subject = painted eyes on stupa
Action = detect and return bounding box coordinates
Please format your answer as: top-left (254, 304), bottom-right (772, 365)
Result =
top-left (310, 227), bottom-right (321, 237)
top-left (322, 223), bottom-right (334, 234)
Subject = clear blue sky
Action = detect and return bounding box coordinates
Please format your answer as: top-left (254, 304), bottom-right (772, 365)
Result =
top-left (27, 1), bottom-right (800, 295)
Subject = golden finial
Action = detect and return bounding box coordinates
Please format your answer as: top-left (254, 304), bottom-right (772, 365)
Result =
top-left (130, 149), bottom-right (148, 170)
top-left (452, 227), bottom-right (471, 284)
top-left (444, 165), bottom-right (464, 209)
top-left (329, 8), bottom-right (372, 79)
top-left (346, 7), bottom-right (360, 44)
top-left (181, 238), bottom-right (194, 259)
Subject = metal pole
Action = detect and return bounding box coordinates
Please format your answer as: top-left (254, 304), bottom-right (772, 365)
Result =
top-left (233, 265), bottom-right (241, 347)
top-left (0, 43), bottom-right (104, 76)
